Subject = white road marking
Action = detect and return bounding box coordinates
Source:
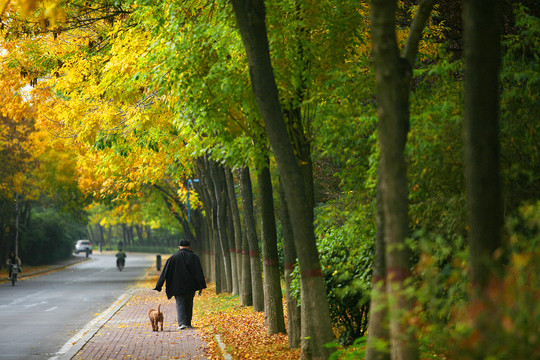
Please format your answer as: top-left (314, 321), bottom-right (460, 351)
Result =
top-left (24, 301), bottom-right (48, 308)
top-left (0, 290), bottom-right (47, 309)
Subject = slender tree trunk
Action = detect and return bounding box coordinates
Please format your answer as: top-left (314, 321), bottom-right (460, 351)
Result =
top-left (236, 169), bottom-right (253, 306)
top-left (195, 159), bottom-right (213, 280)
top-left (87, 225), bottom-right (94, 243)
top-left (371, 1), bottom-right (434, 359)
top-left (14, 194), bottom-right (19, 257)
top-left (197, 207), bottom-right (211, 280)
top-left (107, 227), bottom-right (112, 247)
top-left (203, 212), bottom-right (214, 283)
top-left (199, 159), bottom-right (219, 288)
top-left (192, 208), bottom-right (204, 253)
top-left (129, 226), bottom-right (135, 246)
top-left (239, 166), bottom-right (264, 311)
top-left (98, 224), bottom-right (104, 249)
top-left (193, 209), bottom-right (209, 278)
top-left (372, 3), bottom-right (416, 358)
top-left (257, 160), bottom-right (286, 334)
top-left (241, 221), bottom-right (253, 306)
top-left (463, 0), bottom-right (504, 294)
top-left (226, 191), bottom-right (239, 295)
top-left (366, 183), bottom-right (390, 360)
top-left (463, 2), bottom-right (504, 356)
top-left (279, 178), bottom-right (301, 348)
top-left (225, 167), bottom-right (243, 296)
top-left (230, 1), bottom-right (334, 357)
top-left (209, 177), bottom-right (222, 293)
top-left (211, 163), bottom-right (232, 293)
top-left (145, 226), bottom-right (151, 247)
top-left (215, 234), bottom-right (222, 293)
top-left (135, 225), bottom-right (144, 245)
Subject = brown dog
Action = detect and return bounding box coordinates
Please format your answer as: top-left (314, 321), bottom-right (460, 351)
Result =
top-left (149, 304), bottom-right (164, 331)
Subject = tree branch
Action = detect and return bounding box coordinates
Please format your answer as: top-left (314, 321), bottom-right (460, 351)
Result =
top-left (403, 0), bottom-right (435, 65)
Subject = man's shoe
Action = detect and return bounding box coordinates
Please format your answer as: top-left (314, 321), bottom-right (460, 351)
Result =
top-left (178, 324), bottom-right (188, 330)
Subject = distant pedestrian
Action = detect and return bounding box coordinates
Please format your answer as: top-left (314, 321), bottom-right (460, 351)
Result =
top-left (153, 239), bottom-right (206, 330)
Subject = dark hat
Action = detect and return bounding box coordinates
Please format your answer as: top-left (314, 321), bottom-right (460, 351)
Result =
top-left (179, 239), bottom-right (191, 247)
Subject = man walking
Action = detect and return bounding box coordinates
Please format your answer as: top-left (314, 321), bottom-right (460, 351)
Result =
top-left (153, 239), bottom-right (207, 330)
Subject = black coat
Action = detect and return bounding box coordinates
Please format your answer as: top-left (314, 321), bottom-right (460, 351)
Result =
top-left (154, 249), bottom-right (206, 299)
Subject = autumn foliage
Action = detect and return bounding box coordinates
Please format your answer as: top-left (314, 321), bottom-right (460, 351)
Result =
top-left (2, 0), bottom-right (540, 359)
top-left (195, 287), bottom-right (300, 360)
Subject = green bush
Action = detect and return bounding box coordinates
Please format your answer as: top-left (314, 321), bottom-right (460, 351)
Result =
top-left (319, 227), bottom-right (373, 345)
top-left (407, 230), bottom-right (470, 357)
top-left (290, 225), bottom-right (374, 346)
top-left (20, 207), bottom-right (86, 265)
top-left (407, 199), bottom-right (540, 360)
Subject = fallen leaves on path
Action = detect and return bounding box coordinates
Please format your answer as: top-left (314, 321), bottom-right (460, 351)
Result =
top-left (138, 273), bottom-right (300, 360)
top-left (194, 285), bottom-right (300, 360)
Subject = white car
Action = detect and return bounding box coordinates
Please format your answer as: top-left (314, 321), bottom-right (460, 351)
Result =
top-left (74, 240), bottom-right (93, 254)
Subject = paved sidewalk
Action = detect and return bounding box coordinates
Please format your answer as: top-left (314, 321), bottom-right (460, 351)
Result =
top-left (71, 289), bottom-right (209, 360)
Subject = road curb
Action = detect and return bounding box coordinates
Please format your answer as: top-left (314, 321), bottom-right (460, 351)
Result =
top-left (0, 257), bottom-right (90, 284)
top-left (48, 289), bottom-right (136, 360)
top-left (215, 334), bottom-right (233, 360)
top-left (23, 258), bottom-right (91, 279)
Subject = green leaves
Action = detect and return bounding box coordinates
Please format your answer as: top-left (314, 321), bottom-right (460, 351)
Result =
top-left (315, 226), bottom-right (374, 345)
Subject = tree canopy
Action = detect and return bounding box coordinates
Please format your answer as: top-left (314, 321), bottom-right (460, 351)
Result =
top-left (1, 0), bottom-right (539, 359)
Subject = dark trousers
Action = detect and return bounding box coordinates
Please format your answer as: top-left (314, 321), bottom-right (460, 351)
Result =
top-left (174, 292), bottom-right (195, 327)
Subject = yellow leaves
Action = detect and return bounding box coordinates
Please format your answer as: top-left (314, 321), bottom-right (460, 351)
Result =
top-left (0, 59), bottom-right (32, 119)
top-left (40, 1), bottom-right (67, 27)
top-left (511, 252), bottom-right (531, 270)
top-left (194, 285), bottom-right (300, 360)
top-left (11, 171), bottom-right (28, 191)
top-left (2, 0), bottom-right (66, 37)
top-left (3, 0), bottom-right (38, 16)
top-left (0, 97), bottom-right (29, 120)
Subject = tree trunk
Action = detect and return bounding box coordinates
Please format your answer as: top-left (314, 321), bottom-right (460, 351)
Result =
top-left (193, 209), bottom-right (210, 278)
top-left (192, 208), bottom-right (204, 253)
top-left (195, 159), bottom-right (213, 280)
top-left (257, 160), bottom-right (286, 334)
top-left (372, 2), bottom-right (416, 358)
top-left (198, 159), bottom-right (219, 289)
top-left (230, 1), bottom-right (334, 357)
top-left (371, 0), bottom-right (434, 359)
top-left (236, 168), bottom-right (253, 306)
top-left (87, 225), bottom-right (95, 244)
top-left (239, 166), bottom-right (264, 311)
top-left (463, 0), bottom-right (504, 294)
top-left (211, 162), bottom-right (232, 293)
top-left (98, 224), bottom-right (104, 249)
top-left (241, 220), bottom-right (253, 306)
top-left (226, 189), bottom-right (239, 295)
top-left (225, 167), bottom-right (243, 296)
top-left (279, 177), bottom-right (301, 348)
top-left (209, 173), bottom-right (222, 294)
top-left (366, 183), bottom-right (390, 360)
top-left (463, 1), bottom-right (504, 356)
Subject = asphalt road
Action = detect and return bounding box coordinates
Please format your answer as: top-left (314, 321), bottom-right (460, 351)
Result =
top-left (0, 252), bottom-right (154, 360)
